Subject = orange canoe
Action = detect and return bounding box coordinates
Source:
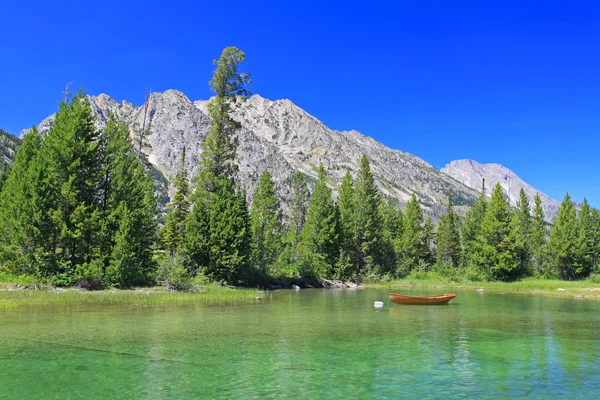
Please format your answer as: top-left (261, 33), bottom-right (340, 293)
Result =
top-left (389, 293), bottom-right (456, 305)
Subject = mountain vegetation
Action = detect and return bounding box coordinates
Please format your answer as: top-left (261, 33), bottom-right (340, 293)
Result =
top-left (2, 48), bottom-right (599, 289)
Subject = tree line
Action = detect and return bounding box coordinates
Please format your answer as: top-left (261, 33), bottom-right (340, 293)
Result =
top-left (1, 47), bottom-right (598, 289)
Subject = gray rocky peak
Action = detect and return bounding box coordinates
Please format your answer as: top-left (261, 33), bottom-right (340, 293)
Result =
top-left (23, 90), bottom-right (482, 218)
top-left (441, 159), bottom-right (560, 221)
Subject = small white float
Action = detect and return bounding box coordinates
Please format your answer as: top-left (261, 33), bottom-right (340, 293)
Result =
top-left (374, 301), bottom-right (384, 309)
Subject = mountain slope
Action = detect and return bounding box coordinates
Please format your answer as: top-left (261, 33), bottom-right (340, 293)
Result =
top-left (22, 90), bottom-right (481, 217)
top-left (441, 159), bottom-right (560, 221)
top-left (0, 128), bottom-right (22, 169)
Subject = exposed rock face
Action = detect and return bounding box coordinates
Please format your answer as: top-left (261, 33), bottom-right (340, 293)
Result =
top-left (21, 90), bottom-right (481, 217)
top-left (441, 159), bottom-right (560, 221)
top-left (0, 128), bottom-right (22, 167)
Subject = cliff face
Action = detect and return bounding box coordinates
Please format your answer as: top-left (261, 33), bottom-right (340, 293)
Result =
top-left (441, 159), bottom-right (560, 221)
top-left (0, 128), bottom-right (21, 167)
top-left (22, 90), bottom-right (480, 216)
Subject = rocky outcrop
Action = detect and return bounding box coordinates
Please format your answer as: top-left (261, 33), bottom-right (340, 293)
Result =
top-left (22, 90), bottom-right (481, 217)
top-left (0, 128), bottom-right (21, 167)
top-left (441, 159), bottom-right (560, 221)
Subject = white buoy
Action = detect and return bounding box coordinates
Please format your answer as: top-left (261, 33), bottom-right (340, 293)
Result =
top-left (374, 301), bottom-right (384, 309)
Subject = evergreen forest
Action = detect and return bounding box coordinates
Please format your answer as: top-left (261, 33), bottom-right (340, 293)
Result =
top-left (1, 47), bottom-right (599, 289)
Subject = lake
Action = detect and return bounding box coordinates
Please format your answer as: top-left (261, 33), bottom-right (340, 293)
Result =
top-left (1, 288), bottom-right (599, 399)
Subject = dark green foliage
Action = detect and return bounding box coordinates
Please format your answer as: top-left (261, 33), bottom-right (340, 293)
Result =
top-left (250, 170), bottom-right (283, 276)
top-left (195, 47), bottom-right (251, 197)
top-left (185, 47), bottom-right (252, 285)
top-left (205, 178), bottom-right (251, 284)
top-left (354, 156), bottom-right (386, 275)
top-left (160, 148), bottom-right (190, 254)
top-left (0, 95), bottom-right (157, 287)
top-left (576, 199), bottom-right (595, 277)
top-left (510, 188), bottom-right (531, 276)
top-left (335, 170), bottom-right (357, 279)
top-left (530, 193), bottom-right (547, 275)
top-left (472, 183), bottom-right (518, 281)
top-left (398, 194), bottom-right (427, 275)
top-left (297, 165), bottom-right (339, 278)
top-left (436, 194), bottom-right (461, 268)
top-left (547, 193), bottom-right (579, 279)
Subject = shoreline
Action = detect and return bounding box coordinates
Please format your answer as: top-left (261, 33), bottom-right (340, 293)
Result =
top-left (367, 278), bottom-right (600, 299)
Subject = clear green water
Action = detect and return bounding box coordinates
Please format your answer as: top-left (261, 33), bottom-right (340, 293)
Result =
top-left (1, 288), bottom-right (599, 399)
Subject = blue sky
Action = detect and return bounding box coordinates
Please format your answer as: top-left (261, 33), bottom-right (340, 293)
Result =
top-left (2, 0), bottom-right (599, 206)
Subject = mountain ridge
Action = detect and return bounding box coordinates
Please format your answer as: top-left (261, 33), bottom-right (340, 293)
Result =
top-left (19, 90), bottom-right (484, 218)
top-left (441, 159), bottom-right (561, 221)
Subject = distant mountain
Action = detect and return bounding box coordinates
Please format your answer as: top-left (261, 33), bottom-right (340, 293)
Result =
top-left (22, 90), bottom-right (481, 218)
top-left (0, 128), bottom-right (22, 170)
top-left (441, 159), bottom-right (560, 221)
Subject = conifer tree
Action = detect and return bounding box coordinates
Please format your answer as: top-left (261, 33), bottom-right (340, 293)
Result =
top-left (576, 198), bottom-right (594, 277)
top-left (379, 198), bottom-right (401, 275)
top-left (297, 164), bottom-right (338, 278)
top-left (161, 148), bottom-right (190, 254)
top-left (473, 183), bottom-right (518, 280)
top-left (510, 188), bottom-right (531, 276)
top-left (187, 47), bottom-right (252, 283)
top-left (399, 193), bottom-right (425, 274)
top-left (436, 194), bottom-right (461, 268)
top-left (529, 193), bottom-right (547, 275)
top-left (37, 90), bottom-right (103, 278)
top-left (547, 193), bottom-right (579, 279)
top-left (0, 131), bottom-right (44, 273)
top-left (205, 178), bottom-right (251, 284)
top-left (335, 170), bottom-right (357, 279)
top-left (194, 47), bottom-right (251, 197)
top-left (354, 155), bottom-right (385, 274)
top-left (462, 179), bottom-right (487, 266)
top-left (250, 170), bottom-right (283, 275)
top-left (422, 216), bottom-right (435, 264)
top-left (100, 116), bottom-right (157, 287)
top-left (591, 207), bottom-right (600, 272)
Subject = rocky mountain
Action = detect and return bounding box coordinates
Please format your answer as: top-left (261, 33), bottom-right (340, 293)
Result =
top-left (441, 159), bottom-right (560, 221)
top-left (0, 128), bottom-right (22, 169)
top-left (22, 90), bottom-right (482, 218)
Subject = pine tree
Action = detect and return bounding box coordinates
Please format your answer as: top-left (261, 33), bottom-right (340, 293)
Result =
top-left (354, 155), bottom-right (385, 274)
top-left (335, 170), bottom-right (357, 279)
top-left (205, 178), bottom-right (251, 284)
top-left (436, 194), bottom-right (461, 268)
top-left (36, 90), bottom-right (104, 279)
top-left (161, 148), bottom-right (190, 254)
top-left (100, 116), bottom-right (157, 287)
top-left (462, 178), bottom-right (487, 266)
top-left (529, 193), bottom-right (547, 275)
top-left (399, 193), bottom-right (425, 275)
top-left (0, 131), bottom-right (44, 274)
top-left (422, 217), bottom-right (435, 264)
top-left (289, 172), bottom-right (310, 238)
top-left (250, 170), bottom-right (283, 276)
top-left (379, 198), bottom-right (400, 276)
top-left (474, 183), bottom-right (518, 281)
top-left (297, 164), bottom-right (338, 278)
top-left (576, 198), bottom-right (594, 277)
top-left (547, 193), bottom-right (579, 279)
top-left (510, 188), bottom-right (531, 276)
top-left (194, 47), bottom-right (251, 197)
top-left (591, 208), bottom-right (600, 273)
top-left (187, 46), bottom-right (252, 285)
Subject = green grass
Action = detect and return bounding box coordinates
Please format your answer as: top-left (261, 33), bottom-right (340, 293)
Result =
top-left (0, 283), bottom-right (265, 310)
top-left (369, 273), bottom-right (600, 299)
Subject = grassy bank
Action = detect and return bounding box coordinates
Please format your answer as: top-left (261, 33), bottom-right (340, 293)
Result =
top-left (370, 273), bottom-right (600, 299)
top-left (0, 272), bottom-right (264, 309)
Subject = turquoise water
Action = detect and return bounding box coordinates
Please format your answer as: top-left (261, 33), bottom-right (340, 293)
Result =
top-left (1, 288), bottom-right (599, 399)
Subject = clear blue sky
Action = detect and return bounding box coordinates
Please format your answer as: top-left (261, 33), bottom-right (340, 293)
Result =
top-left (2, 0), bottom-right (599, 206)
